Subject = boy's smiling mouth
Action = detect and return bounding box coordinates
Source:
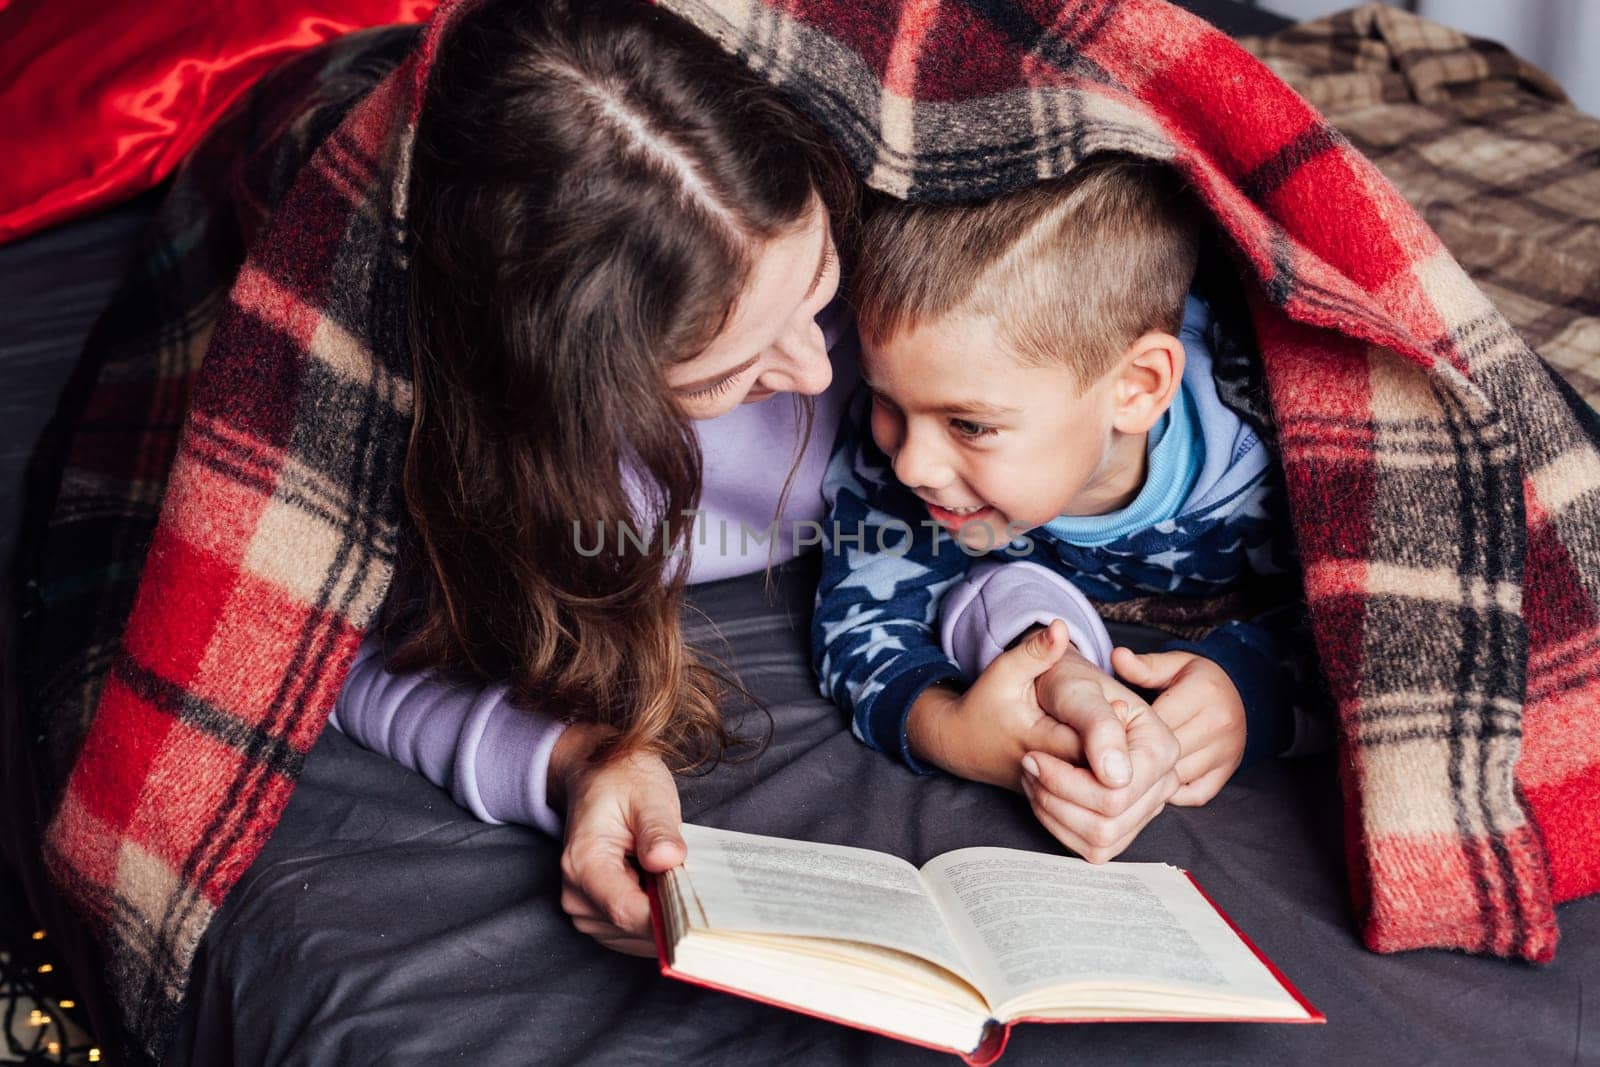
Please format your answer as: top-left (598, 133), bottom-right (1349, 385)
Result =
top-left (923, 500), bottom-right (995, 530)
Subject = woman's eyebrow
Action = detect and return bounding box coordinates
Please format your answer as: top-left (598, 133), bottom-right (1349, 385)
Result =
top-left (674, 354), bottom-right (760, 393)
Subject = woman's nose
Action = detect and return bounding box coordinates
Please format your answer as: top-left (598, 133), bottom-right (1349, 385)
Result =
top-left (759, 318), bottom-right (833, 397)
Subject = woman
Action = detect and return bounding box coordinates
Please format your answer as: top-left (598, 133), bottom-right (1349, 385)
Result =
top-left (331, 0), bottom-right (856, 958)
top-left (331, 0), bottom-right (1171, 958)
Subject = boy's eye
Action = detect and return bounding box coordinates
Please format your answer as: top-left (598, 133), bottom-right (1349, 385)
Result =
top-left (950, 418), bottom-right (997, 439)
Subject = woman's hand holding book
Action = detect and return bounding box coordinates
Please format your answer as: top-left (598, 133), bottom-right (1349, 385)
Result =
top-left (552, 724), bottom-right (686, 956)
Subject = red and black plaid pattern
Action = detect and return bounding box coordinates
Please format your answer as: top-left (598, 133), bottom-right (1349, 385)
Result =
top-left (24, 0), bottom-right (1600, 1059)
top-left (657, 0), bottom-right (1600, 959)
top-left (22, 25), bottom-right (423, 1060)
top-left (1243, 5), bottom-right (1600, 409)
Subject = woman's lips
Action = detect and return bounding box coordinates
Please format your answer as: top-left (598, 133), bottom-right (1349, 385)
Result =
top-left (925, 502), bottom-right (994, 530)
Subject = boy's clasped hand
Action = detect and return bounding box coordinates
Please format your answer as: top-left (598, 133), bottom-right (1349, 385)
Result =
top-left (910, 619), bottom-right (1247, 864)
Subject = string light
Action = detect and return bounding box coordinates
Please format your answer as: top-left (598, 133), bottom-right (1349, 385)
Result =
top-left (2, 931), bottom-right (99, 1063)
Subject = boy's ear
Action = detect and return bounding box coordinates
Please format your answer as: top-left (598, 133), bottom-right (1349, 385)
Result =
top-left (1109, 331), bottom-right (1184, 435)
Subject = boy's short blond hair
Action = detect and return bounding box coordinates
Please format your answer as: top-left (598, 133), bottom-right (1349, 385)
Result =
top-left (852, 158), bottom-right (1201, 388)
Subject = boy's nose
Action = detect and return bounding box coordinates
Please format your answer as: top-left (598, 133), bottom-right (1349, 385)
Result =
top-left (891, 428), bottom-right (952, 492)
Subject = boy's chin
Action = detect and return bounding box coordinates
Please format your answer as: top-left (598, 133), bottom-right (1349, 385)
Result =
top-left (949, 514), bottom-right (1017, 553)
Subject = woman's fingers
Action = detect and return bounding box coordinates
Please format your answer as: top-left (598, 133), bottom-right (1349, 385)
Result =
top-left (603, 937), bottom-right (660, 958)
top-left (558, 749), bottom-right (686, 951)
top-left (1024, 782), bottom-right (1102, 858)
top-left (1022, 751), bottom-right (1177, 831)
top-left (1023, 730), bottom-right (1177, 819)
top-left (563, 834), bottom-right (650, 931)
top-left (1032, 716), bottom-right (1085, 766)
top-left (571, 915), bottom-right (657, 957)
top-left (629, 783), bottom-right (687, 874)
top-left (1022, 774), bottom-right (1170, 864)
top-left (1035, 675), bottom-right (1132, 788)
top-left (1024, 750), bottom-right (1120, 814)
top-left (559, 884), bottom-right (601, 923)
top-left (565, 873), bottom-right (658, 955)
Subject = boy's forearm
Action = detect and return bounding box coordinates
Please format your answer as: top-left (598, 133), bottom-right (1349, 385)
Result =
top-left (906, 683), bottom-right (1020, 790)
top-left (905, 684), bottom-right (960, 773)
top-left (814, 426), bottom-right (999, 775)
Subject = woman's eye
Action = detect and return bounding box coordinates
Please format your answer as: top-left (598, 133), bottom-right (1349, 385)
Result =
top-left (951, 418), bottom-right (997, 439)
top-left (687, 374), bottom-right (740, 400)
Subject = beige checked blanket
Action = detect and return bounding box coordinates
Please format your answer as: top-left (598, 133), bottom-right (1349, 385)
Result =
top-left (1244, 4), bottom-right (1600, 404)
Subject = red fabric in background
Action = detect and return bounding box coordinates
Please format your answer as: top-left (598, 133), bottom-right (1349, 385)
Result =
top-left (0, 0), bottom-right (438, 244)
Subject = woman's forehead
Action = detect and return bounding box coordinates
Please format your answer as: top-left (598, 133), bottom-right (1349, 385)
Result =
top-left (684, 205), bottom-right (830, 370)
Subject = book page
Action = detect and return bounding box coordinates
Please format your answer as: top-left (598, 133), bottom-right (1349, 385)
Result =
top-left (677, 824), bottom-right (977, 984)
top-left (921, 847), bottom-right (1292, 1008)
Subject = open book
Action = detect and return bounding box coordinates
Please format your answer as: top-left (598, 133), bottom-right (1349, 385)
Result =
top-left (649, 824), bottom-right (1320, 1064)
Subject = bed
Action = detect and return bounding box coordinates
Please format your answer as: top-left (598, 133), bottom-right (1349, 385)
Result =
top-left (3, 2), bottom-right (1598, 1064)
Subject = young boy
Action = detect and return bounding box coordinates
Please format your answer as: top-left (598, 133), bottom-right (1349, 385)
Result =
top-left (813, 158), bottom-right (1323, 861)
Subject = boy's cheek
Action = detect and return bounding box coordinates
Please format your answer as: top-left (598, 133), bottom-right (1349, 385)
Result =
top-left (867, 400), bottom-right (899, 454)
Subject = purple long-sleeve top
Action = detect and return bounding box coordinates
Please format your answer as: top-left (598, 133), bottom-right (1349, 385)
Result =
top-left (332, 300), bottom-right (863, 831)
top-left (332, 297), bottom-right (1117, 831)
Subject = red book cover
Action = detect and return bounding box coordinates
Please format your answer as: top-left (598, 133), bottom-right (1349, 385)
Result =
top-left (646, 871), bottom-right (1321, 1063)
top-left (647, 879), bottom-right (1009, 1064)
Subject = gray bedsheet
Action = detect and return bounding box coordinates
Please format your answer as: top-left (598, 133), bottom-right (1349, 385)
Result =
top-left (165, 556), bottom-right (1599, 1066)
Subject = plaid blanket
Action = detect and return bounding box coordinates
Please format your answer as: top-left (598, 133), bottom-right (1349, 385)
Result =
top-left (1242, 5), bottom-right (1600, 409)
top-left (18, 25), bottom-right (422, 1058)
top-left (19, 0), bottom-right (1600, 1059)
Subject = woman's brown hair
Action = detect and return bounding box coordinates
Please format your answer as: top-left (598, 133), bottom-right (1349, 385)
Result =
top-left (393, 0), bottom-right (854, 769)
